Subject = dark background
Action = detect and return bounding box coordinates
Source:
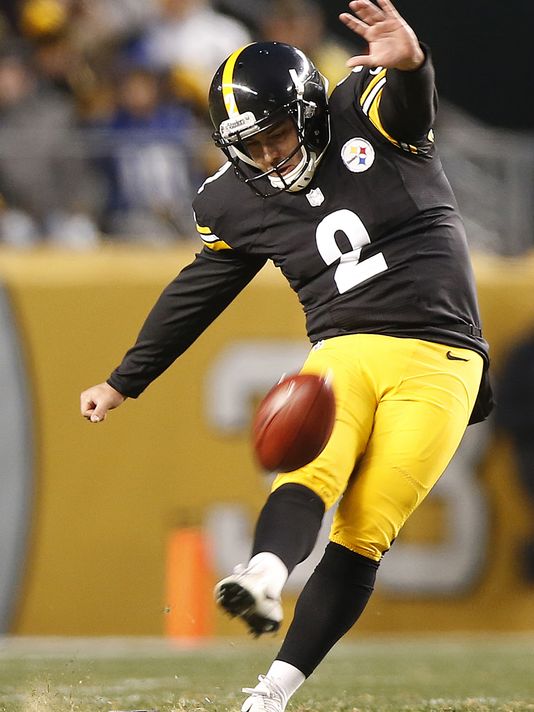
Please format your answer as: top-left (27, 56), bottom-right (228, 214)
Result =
top-left (1, 0), bottom-right (532, 130)
top-left (324, 0), bottom-right (534, 130)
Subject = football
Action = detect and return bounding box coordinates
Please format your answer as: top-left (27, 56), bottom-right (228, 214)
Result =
top-left (252, 373), bottom-right (336, 473)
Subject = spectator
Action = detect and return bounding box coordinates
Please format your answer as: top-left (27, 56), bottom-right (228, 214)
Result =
top-left (259, 0), bottom-right (356, 89)
top-left (19, 0), bottom-right (159, 54)
top-left (213, 0), bottom-right (268, 34)
top-left (0, 1), bottom-right (21, 34)
top-left (131, 0), bottom-right (252, 112)
top-left (94, 66), bottom-right (200, 243)
top-left (0, 43), bottom-right (101, 247)
top-left (19, 0), bottom-right (68, 41)
top-left (18, 0), bottom-right (161, 119)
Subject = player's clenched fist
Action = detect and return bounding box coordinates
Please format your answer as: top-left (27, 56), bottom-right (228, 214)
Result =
top-left (80, 382), bottom-right (125, 423)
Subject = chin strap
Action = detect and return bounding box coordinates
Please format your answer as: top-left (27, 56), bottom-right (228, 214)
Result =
top-left (269, 145), bottom-right (329, 193)
top-left (267, 147), bottom-right (309, 192)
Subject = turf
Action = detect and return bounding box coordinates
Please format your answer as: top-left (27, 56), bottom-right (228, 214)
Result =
top-left (1, 635), bottom-right (533, 712)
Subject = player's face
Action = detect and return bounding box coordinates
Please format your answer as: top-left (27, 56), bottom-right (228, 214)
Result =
top-left (243, 118), bottom-right (300, 174)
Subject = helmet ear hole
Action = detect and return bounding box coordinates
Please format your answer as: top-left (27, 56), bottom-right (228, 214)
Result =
top-left (208, 41), bottom-right (331, 196)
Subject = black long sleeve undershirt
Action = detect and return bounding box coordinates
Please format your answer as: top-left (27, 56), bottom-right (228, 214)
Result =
top-left (107, 247), bottom-right (266, 397)
top-left (379, 45), bottom-right (437, 143)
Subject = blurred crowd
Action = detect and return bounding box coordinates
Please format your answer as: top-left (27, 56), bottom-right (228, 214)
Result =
top-left (0, 0), bottom-right (354, 248)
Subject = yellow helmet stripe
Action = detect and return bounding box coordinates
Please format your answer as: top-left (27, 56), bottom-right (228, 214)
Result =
top-left (222, 44), bottom-right (252, 118)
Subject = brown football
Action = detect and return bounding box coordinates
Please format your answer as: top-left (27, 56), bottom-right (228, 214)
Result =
top-left (252, 373), bottom-right (336, 473)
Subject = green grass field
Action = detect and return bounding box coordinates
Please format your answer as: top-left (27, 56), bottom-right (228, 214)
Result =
top-left (1, 635), bottom-right (534, 712)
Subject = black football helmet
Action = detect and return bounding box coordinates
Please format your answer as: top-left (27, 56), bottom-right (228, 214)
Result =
top-left (209, 42), bottom-right (331, 197)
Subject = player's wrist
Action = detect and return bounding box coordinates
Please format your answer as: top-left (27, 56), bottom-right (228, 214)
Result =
top-left (395, 44), bottom-right (425, 72)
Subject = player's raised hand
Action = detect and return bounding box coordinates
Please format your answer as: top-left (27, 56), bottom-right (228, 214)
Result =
top-left (80, 382), bottom-right (125, 423)
top-left (340, 0), bottom-right (425, 71)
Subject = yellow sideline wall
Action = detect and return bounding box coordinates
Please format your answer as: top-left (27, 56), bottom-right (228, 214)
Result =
top-left (0, 246), bottom-right (534, 636)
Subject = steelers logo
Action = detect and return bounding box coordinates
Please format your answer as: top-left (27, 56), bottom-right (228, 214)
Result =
top-left (341, 138), bottom-right (375, 173)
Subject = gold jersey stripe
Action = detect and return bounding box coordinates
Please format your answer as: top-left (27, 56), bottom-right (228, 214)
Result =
top-left (203, 238), bottom-right (231, 251)
top-left (367, 84), bottom-right (419, 155)
top-left (195, 224), bottom-right (231, 250)
top-left (368, 90), bottom-right (400, 147)
top-left (222, 44), bottom-right (252, 118)
top-left (359, 68), bottom-right (387, 108)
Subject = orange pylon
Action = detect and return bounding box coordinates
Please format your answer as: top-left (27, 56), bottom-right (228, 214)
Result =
top-left (165, 527), bottom-right (213, 639)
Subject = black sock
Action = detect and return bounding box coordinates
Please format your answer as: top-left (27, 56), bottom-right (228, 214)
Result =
top-left (276, 541), bottom-right (379, 677)
top-left (251, 483), bottom-right (325, 574)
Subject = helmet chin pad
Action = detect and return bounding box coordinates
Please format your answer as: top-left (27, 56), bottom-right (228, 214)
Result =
top-left (267, 147), bottom-right (315, 192)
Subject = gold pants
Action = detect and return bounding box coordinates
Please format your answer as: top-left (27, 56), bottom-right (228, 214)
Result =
top-left (272, 334), bottom-right (483, 561)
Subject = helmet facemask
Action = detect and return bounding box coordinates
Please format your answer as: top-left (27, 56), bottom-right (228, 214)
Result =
top-left (209, 44), bottom-right (331, 198)
top-left (215, 100), bottom-right (326, 197)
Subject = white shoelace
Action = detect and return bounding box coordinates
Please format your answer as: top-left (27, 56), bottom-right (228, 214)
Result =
top-left (242, 675), bottom-right (286, 712)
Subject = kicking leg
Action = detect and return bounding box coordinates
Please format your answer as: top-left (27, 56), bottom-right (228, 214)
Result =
top-left (214, 483), bottom-right (325, 636)
top-left (240, 337), bottom-right (483, 709)
top-left (215, 339), bottom-right (376, 636)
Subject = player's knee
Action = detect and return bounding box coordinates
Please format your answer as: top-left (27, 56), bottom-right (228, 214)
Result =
top-left (273, 469), bottom-right (347, 511)
top-left (269, 482), bottom-right (326, 520)
top-left (329, 536), bottom-right (385, 562)
top-left (316, 541), bottom-right (380, 589)
top-left (330, 516), bottom-right (397, 561)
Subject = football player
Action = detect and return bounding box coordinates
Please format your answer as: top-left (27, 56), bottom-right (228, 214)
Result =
top-left (80, 0), bottom-right (493, 710)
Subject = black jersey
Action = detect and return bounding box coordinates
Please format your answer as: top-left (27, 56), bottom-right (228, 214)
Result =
top-left (108, 51), bottom-right (491, 420)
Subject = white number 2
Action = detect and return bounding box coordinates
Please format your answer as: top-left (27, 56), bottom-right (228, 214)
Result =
top-left (315, 209), bottom-right (388, 294)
